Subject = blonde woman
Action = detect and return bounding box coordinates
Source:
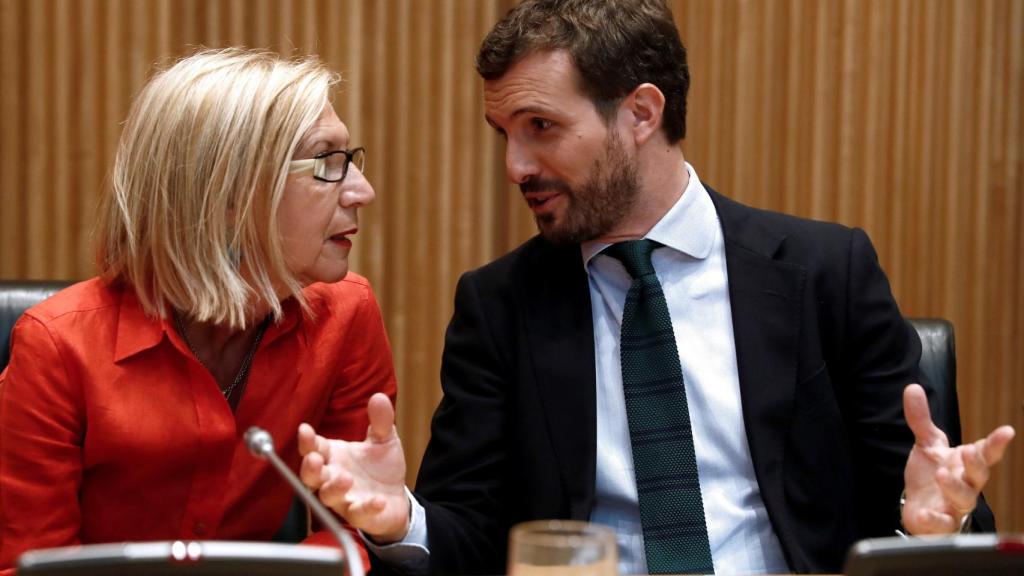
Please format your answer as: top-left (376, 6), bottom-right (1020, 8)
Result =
top-left (0, 48), bottom-right (392, 571)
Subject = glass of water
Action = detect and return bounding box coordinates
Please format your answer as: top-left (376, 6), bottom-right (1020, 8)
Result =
top-left (508, 520), bottom-right (618, 576)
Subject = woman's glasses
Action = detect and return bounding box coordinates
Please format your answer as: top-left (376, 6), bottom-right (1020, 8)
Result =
top-left (289, 147), bottom-right (366, 182)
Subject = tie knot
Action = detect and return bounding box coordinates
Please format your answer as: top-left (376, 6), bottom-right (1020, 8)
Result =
top-left (604, 239), bottom-right (660, 279)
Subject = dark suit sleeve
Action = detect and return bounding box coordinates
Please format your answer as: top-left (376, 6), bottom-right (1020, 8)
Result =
top-left (413, 271), bottom-right (511, 575)
top-left (838, 227), bottom-right (996, 535)
top-left (835, 228), bottom-right (923, 537)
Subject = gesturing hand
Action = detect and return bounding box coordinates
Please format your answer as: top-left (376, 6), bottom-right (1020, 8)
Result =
top-left (298, 392), bottom-right (411, 543)
top-left (901, 383), bottom-right (1015, 534)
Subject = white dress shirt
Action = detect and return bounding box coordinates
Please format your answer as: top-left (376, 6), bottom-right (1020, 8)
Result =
top-left (584, 164), bottom-right (787, 573)
top-left (370, 164), bottom-right (788, 575)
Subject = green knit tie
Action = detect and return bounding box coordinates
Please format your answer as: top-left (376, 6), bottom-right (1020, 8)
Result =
top-left (605, 240), bottom-right (714, 574)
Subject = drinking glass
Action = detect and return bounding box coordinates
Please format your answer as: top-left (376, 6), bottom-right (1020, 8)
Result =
top-left (508, 520), bottom-right (618, 576)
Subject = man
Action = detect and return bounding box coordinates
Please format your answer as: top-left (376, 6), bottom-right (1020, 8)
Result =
top-left (299, 0), bottom-right (1016, 573)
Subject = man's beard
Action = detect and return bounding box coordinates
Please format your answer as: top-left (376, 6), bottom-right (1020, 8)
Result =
top-left (521, 131), bottom-right (640, 244)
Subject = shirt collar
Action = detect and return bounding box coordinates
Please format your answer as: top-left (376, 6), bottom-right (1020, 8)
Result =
top-left (113, 286), bottom-right (171, 363)
top-left (113, 286), bottom-right (309, 363)
top-left (581, 162), bottom-right (717, 266)
top-left (263, 297), bottom-right (308, 349)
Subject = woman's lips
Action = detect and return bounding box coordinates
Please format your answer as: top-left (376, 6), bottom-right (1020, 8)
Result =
top-left (329, 229), bottom-right (356, 248)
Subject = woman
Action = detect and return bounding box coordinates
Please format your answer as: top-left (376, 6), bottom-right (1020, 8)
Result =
top-left (0, 48), bottom-right (393, 571)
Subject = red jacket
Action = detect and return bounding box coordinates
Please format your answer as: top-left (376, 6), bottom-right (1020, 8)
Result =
top-left (0, 276), bottom-right (397, 573)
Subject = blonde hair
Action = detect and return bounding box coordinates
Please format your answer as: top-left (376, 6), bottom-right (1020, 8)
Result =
top-left (96, 48), bottom-right (339, 329)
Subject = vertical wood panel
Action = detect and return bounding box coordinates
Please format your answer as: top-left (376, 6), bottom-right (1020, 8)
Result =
top-left (0, 0), bottom-right (1020, 531)
top-left (0, 0), bottom-right (22, 274)
top-left (671, 0), bottom-right (1022, 531)
top-left (24, 0), bottom-right (47, 278)
top-left (76, 0), bottom-right (98, 272)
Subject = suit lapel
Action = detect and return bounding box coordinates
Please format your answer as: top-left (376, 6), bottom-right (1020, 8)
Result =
top-left (514, 189), bottom-right (805, 527)
top-left (520, 241), bottom-right (597, 520)
top-left (707, 189), bottom-right (804, 532)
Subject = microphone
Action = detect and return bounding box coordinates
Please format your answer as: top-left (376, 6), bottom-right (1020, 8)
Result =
top-left (245, 426), bottom-right (366, 576)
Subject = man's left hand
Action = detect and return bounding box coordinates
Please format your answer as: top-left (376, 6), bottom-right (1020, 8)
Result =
top-left (901, 383), bottom-right (1015, 534)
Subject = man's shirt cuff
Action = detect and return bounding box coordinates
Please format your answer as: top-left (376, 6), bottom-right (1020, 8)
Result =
top-left (360, 487), bottom-right (429, 574)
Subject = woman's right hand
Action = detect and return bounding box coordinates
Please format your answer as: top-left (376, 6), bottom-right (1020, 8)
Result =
top-left (298, 393), bottom-right (411, 543)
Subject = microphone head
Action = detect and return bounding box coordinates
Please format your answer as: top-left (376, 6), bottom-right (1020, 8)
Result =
top-left (244, 426), bottom-right (275, 459)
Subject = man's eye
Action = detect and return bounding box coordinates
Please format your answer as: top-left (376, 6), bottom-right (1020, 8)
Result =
top-left (531, 118), bottom-right (552, 131)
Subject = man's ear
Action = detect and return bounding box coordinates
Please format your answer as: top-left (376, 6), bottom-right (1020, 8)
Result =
top-left (623, 83), bottom-right (666, 146)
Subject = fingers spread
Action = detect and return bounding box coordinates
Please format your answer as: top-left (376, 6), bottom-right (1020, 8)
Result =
top-left (903, 384), bottom-right (946, 447)
top-left (300, 450), bottom-right (327, 490)
top-left (980, 425), bottom-right (1016, 465)
top-left (298, 423), bottom-right (317, 456)
top-left (366, 393), bottom-right (397, 443)
top-left (960, 442), bottom-right (990, 491)
top-left (298, 422), bottom-right (333, 458)
top-left (935, 466), bottom-right (978, 516)
top-left (318, 471), bottom-right (355, 511)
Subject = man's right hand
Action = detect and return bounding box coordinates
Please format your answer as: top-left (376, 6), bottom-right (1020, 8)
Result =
top-left (298, 392), bottom-right (411, 543)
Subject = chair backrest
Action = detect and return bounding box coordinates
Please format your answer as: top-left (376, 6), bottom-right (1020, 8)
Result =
top-left (0, 280), bottom-right (72, 372)
top-left (907, 317), bottom-right (962, 446)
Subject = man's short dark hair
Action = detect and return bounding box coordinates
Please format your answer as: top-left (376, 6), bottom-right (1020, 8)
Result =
top-left (477, 0), bottom-right (690, 143)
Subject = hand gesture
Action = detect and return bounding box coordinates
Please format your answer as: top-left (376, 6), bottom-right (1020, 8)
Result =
top-left (901, 383), bottom-right (1015, 534)
top-left (299, 392), bottom-right (411, 543)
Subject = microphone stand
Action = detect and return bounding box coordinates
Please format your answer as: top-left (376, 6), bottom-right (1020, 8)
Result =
top-left (245, 426), bottom-right (366, 576)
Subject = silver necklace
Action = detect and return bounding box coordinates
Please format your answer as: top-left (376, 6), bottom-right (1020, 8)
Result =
top-left (174, 311), bottom-right (269, 401)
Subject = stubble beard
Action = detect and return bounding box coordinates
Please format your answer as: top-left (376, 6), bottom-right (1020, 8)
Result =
top-left (533, 131), bottom-right (640, 245)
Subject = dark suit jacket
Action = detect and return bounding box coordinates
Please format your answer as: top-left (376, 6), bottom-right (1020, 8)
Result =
top-left (410, 188), bottom-right (987, 575)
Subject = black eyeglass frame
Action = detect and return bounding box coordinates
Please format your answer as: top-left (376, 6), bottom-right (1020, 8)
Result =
top-left (288, 147), bottom-right (366, 183)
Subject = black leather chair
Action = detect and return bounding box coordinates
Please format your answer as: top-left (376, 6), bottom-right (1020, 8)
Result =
top-left (0, 280), bottom-right (71, 371)
top-left (907, 317), bottom-right (963, 446)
